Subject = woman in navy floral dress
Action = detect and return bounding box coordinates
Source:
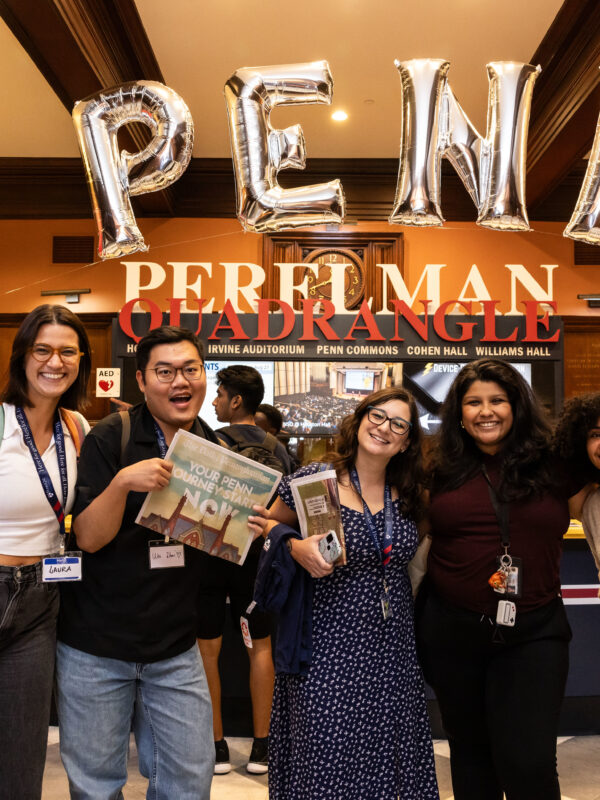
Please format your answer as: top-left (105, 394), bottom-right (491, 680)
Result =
top-left (266, 387), bottom-right (439, 800)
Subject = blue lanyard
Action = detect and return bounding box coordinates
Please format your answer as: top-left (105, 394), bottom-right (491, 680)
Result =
top-left (349, 468), bottom-right (394, 568)
top-left (153, 421), bottom-right (168, 458)
top-left (15, 407), bottom-right (68, 539)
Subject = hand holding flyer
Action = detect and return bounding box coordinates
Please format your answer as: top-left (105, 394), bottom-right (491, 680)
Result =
top-left (136, 429), bottom-right (281, 565)
top-left (290, 469), bottom-right (346, 565)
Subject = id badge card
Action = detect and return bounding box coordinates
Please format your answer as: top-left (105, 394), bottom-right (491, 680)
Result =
top-left (148, 540), bottom-right (185, 569)
top-left (494, 555), bottom-right (523, 599)
top-left (42, 551), bottom-right (83, 582)
top-left (380, 590), bottom-right (393, 621)
top-left (240, 616), bottom-right (253, 648)
top-left (240, 602), bottom-right (256, 649)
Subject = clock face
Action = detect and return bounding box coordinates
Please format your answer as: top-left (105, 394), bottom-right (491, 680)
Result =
top-left (303, 249), bottom-right (365, 309)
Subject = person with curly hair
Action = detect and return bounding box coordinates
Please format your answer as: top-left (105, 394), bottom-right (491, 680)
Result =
top-left (259, 386), bottom-right (439, 800)
top-left (416, 359), bottom-right (582, 800)
top-left (554, 392), bottom-right (600, 584)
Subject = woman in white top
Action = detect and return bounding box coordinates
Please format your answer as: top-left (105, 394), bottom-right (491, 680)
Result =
top-left (0, 304), bottom-right (91, 800)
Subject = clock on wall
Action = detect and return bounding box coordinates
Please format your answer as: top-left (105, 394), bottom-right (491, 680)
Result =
top-left (302, 248), bottom-right (366, 309)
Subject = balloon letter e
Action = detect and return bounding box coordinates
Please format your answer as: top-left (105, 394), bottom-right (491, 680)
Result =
top-left (224, 61), bottom-right (345, 233)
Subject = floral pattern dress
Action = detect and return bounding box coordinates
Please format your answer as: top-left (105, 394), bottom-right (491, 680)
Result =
top-left (269, 464), bottom-right (439, 800)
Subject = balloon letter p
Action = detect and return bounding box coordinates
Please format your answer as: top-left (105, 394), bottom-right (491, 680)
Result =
top-left (73, 81), bottom-right (194, 260)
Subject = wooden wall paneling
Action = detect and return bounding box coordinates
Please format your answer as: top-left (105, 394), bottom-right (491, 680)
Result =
top-left (261, 236), bottom-right (301, 305)
top-left (0, 153), bottom-right (593, 223)
top-left (562, 316), bottom-right (600, 400)
top-left (83, 315), bottom-right (113, 422)
top-left (0, 321), bottom-right (20, 391)
top-left (527, 0), bottom-right (600, 211)
top-left (262, 231), bottom-right (403, 312)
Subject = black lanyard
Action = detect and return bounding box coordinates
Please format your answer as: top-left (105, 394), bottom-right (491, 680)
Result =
top-left (153, 421), bottom-right (168, 458)
top-left (481, 465), bottom-right (510, 550)
top-left (15, 407), bottom-right (68, 539)
top-left (349, 468), bottom-right (394, 568)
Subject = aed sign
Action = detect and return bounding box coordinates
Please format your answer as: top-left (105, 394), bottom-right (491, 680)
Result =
top-left (96, 367), bottom-right (121, 398)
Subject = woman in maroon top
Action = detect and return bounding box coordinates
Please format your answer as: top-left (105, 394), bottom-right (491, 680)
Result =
top-left (416, 359), bottom-right (577, 800)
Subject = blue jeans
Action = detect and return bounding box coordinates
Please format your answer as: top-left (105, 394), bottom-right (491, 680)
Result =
top-left (0, 562), bottom-right (58, 800)
top-left (56, 642), bottom-right (214, 800)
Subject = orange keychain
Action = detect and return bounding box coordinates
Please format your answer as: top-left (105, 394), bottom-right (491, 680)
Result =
top-left (488, 570), bottom-right (507, 592)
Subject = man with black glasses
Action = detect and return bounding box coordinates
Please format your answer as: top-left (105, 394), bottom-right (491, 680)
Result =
top-left (56, 326), bottom-right (218, 800)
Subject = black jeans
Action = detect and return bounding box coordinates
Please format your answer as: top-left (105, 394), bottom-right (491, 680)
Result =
top-left (416, 587), bottom-right (571, 800)
top-left (0, 562), bottom-right (59, 800)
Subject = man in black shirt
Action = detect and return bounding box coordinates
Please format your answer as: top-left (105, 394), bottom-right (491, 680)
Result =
top-left (198, 365), bottom-right (290, 776)
top-left (56, 327), bottom-right (218, 800)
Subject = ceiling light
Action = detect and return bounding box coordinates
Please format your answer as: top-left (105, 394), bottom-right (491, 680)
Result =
top-left (331, 110), bottom-right (348, 122)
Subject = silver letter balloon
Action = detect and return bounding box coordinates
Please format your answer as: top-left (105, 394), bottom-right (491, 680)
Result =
top-left (224, 61), bottom-right (345, 233)
top-left (389, 59), bottom-right (540, 232)
top-left (72, 81), bottom-right (194, 260)
top-left (564, 110), bottom-right (600, 245)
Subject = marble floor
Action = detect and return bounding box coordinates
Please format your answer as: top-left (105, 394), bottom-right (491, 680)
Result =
top-left (42, 729), bottom-right (600, 799)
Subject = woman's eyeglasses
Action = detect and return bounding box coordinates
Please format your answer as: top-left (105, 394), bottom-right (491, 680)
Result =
top-left (29, 345), bottom-right (83, 364)
top-left (145, 364), bottom-right (205, 383)
top-left (366, 406), bottom-right (412, 435)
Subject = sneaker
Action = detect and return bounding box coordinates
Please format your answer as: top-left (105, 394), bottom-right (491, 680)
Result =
top-left (214, 739), bottom-right (231, 775)
top-left (246, 736), bottom-right (268, 774)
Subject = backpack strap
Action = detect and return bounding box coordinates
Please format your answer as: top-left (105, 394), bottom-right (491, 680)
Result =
top-left (119, 410), bottom-right (131, 464)
top-left (218, 426), bottom-right (278, 453)
top-left (261, 432), bottom-right (279, 454)
top-left (216, 425), bottom-right (244, 446)
top-left (60, 408), bottom-right (88, 456)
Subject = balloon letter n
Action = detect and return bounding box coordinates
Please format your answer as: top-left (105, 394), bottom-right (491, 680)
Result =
top-left (389, 59), bottom-right (540, 233)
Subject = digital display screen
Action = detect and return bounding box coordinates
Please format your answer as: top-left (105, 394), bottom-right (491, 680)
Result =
top-left (274, 362), bottom-right (389, 435)
top-left (344, 369), bottom-right (375, 392)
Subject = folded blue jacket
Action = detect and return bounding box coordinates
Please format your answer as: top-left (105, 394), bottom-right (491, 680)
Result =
top-left (252, 523), bottom-right (313, 676)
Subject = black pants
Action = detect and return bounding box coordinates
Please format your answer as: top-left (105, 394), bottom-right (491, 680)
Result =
top-left (0, 563), bottom-right (59, 800)
top-left (416, 588), bottom-right (571, 800)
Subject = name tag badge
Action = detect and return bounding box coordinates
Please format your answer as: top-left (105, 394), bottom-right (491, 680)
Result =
top-left (42, 552), bottom-right (83, 582)
top-left (148, 540), bottom-right (185, 569)
top-left (380, 590), bottom-right (393, 621)
top-left (490, 555), bottom-right (523, 599)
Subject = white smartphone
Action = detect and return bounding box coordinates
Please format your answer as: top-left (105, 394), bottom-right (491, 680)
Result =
top-left (318, 530), bottom-right (342, 564)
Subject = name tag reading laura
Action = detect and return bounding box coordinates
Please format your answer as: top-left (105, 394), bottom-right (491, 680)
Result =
top-left (42, 554), bottom-right (82, 582)
top-left (148, 541), bottom-right (185, 569)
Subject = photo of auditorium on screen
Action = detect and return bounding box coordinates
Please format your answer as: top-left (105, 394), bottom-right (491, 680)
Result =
top-left (274, 362), bottom-right (404, 435)
top-left (402, 362), bottom-right (532, 435)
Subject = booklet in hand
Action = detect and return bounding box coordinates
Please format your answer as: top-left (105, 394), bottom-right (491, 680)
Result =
top-left (290, 469), bottom-right (347, 566)
top-left (136, 429), bottom-right (282, 565)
